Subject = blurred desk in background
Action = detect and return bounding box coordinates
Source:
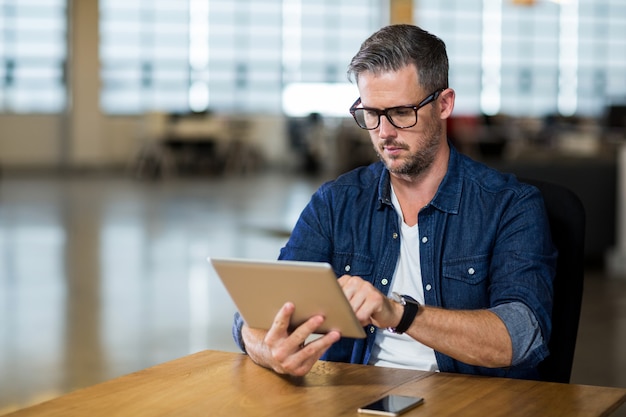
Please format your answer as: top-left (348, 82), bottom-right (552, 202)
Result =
top-left (134, 112), bottom-right (259, 178)
top-left (161, 136), bottom-right (220, 175)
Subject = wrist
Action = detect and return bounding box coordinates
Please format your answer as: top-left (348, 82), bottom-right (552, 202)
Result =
top-left (388, 292), bottom-right (420, 334)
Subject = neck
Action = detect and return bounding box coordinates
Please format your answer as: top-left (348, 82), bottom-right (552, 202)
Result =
top-left (389, 145), bottom-right (449, 225)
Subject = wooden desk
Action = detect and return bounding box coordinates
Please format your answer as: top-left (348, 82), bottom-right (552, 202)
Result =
top-left (4, 350), bottom-right (626, 417)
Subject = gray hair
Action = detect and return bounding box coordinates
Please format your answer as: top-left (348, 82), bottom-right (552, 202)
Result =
top-left (347, 24), bottom-right (449, 92)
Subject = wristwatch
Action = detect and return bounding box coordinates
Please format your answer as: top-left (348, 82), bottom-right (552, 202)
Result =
top-left (388, 292), bottom-right (420, 334)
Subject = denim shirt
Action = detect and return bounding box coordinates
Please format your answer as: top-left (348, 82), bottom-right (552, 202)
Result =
top-left (233, 145), bottom-right (556, 380)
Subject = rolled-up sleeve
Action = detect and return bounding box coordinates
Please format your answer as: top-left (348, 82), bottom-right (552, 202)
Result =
top-left (490, 301), bottom-right (548, 368)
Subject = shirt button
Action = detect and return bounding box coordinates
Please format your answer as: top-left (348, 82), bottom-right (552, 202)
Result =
top-left (369, 326), bottom-right (376, 333)
top-left (425, 284), bottom-right (432, 291)
top-left (392, 232), bottom-right (398, 239)
top-left (468, 267), bottom-right (475, 275)
top-left (381, 278), bottom-right (389, 285)
top-left (422, 236), bottom-right (428, 243)
top-left (344, 265), bottom-right (351, 272)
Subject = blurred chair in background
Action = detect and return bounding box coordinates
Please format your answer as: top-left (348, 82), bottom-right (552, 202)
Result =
top-left (522, 178), bottom-right (586, 383)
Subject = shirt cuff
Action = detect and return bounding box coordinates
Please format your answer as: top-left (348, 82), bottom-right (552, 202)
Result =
top-left (489, 302), bottom-right (548, 368)
top-left (232, 311), bottom-right (247, 354)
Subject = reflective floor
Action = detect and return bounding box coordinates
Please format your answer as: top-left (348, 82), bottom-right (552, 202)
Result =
top-left (1, 170), bottom-right (625, 415)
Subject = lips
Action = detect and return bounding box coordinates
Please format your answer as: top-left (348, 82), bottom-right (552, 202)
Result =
top-left (381, 142), bottom-right (407, 157)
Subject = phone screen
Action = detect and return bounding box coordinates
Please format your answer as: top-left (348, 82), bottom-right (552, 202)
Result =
top-left (358, 395), bottom-right (424, 416)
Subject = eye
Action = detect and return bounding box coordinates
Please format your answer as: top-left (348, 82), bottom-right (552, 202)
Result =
top-left (390, 107), bottom-right (414, 117)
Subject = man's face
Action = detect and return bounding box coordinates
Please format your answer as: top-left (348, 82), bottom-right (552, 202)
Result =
top-left (356, 64), bottom-right (443, 180)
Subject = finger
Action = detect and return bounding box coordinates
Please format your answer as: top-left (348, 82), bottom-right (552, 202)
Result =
top-left (282, 331), bottom-right (341, 376)
top-left (352, 297), bottom-right (371, 325)
top-left (270, 317), bottom-right (332, 375)
top-left (265, 302), bottom-right (295, 343)
top-left (304, 330), bottom-right (341, 353)
top-left (338, 275), bottom-right (362, 301)
top-left (289, 314), bottom-right (326, 347)
top-left (337, 276), bottom-right (371, 319)
top-left (338, 274), bottom-right (359, 291)
top-left (337, 274), bottom-right (352, 286)
top-left (269, 312), bottom-right (325, 367)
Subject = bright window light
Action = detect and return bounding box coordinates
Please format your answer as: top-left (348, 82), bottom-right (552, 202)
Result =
top-left (282, 82), bottom-right (358, 117)
top-left (558, 0), bottom-right (579, 116)
top-left (480, 0), bottom-right (503, 116)
top-left (189, 81), bottom-right (209, 112)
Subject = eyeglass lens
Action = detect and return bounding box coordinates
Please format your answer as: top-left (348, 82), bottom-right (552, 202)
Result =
top-left (354, 107), bottom-right (417, 130)
top-left (351, 89), bottom-right (443, 130)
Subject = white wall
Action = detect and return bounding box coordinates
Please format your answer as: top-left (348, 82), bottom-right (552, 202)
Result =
top-left (0, 115), bottom-right (65, 167)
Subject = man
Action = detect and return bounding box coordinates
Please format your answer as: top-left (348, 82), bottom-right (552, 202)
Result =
top-left (232, 24), bottom-right (556, 380)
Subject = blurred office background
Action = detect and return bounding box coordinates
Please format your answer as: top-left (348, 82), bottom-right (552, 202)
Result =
top-left (1, 0), bottom-right (626, 414)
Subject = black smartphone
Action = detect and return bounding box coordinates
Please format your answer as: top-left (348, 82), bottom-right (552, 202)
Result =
top-left (357, 394), bottom-right (424, 416)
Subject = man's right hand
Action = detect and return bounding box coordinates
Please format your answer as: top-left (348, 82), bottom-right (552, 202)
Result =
top-left (241, 302), bottom-right (341, 376)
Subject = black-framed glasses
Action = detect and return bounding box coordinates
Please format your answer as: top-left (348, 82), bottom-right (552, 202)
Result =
top-left (349, 88), bottom-right (445, 130)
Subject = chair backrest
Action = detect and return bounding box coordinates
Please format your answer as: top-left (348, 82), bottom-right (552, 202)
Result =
top-left (521, 178), bottom-right (586, 383)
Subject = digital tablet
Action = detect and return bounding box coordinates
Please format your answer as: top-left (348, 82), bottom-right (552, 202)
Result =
top-left (209, 257), bottom-right (366, 339)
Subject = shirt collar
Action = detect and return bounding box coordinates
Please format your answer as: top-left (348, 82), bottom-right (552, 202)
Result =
top-left (377, 167), bottom-right (393, 209)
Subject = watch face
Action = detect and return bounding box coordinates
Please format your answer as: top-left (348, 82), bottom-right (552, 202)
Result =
top-left (390, 291), bottom-right (405, 305)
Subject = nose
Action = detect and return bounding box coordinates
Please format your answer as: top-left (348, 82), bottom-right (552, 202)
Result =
top-left (378, 114), bottom-right (398, 139)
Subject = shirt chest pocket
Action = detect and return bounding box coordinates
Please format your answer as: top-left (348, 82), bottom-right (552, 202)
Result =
top-left (442, 254), bottom-right (490, 285)
top-left (331, 253), bottom-right (374, 278)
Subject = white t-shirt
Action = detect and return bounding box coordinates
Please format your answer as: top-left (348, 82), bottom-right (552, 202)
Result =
top-left (367, 186), bottom-right (439, 371)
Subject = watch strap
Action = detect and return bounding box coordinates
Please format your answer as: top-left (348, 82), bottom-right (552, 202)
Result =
top-left (391, 294), bottom-right (419, 334)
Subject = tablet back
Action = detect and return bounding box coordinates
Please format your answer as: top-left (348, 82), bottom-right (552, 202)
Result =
top-left (209, 258), bottom-right (366, 339)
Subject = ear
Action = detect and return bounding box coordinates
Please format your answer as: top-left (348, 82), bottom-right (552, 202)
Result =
top-left (438, 88), bottom-right (455, 120)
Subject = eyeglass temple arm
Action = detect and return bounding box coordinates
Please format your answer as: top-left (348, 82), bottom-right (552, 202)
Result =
top-left (349, 97), bottom-right (362, 111)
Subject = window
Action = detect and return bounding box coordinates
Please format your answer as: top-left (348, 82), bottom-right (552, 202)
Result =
top-left (282, 1), bottom-right (379, 116)
top-left (99, 0), bottom-right (190, 115)
top-left (99, 0), bottom-right (382, 115)
top-left (416, 0), bottom-right (626, 117)
top-left (0, 0), bottom-right (67, 113)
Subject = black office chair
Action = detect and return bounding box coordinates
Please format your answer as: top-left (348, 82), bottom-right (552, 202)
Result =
top-left (521, 178), bottom-right (586, 383)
